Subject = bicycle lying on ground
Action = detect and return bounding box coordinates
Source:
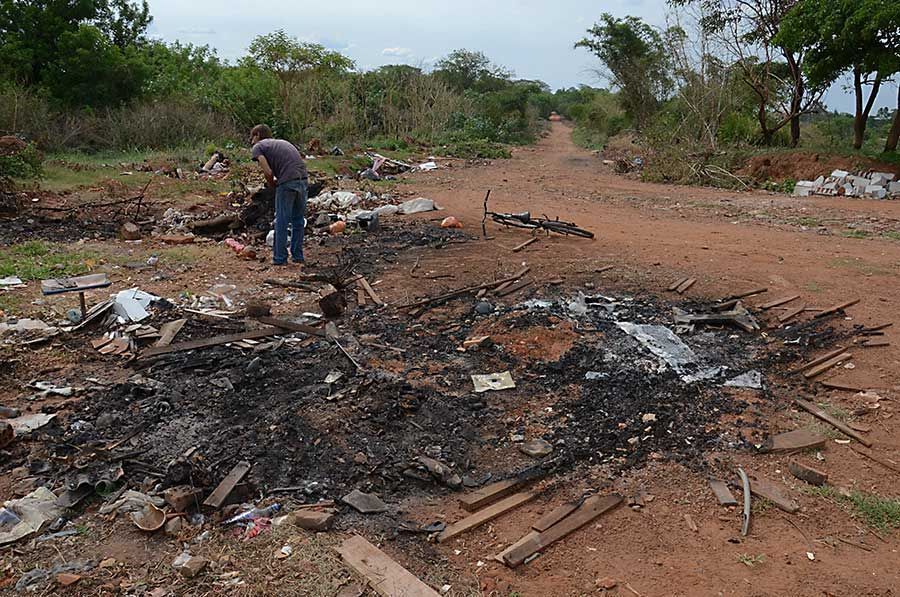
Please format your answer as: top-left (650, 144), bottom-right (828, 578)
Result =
top-left (480, 190), bottom-right (595, 239)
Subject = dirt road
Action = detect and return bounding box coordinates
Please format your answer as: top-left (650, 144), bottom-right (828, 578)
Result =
top-left (394, 123), bottom-right (900, 597)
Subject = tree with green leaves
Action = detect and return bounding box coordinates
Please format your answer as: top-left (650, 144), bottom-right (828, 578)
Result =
top-left (0, 0), bottom-right (151, 107)
top-left (246, 30), bottom-right (354, 125)
top-left (776, 0), bottom-right (900, 150)
top-left (575, 14), bottom-right (671, 130)
top-left (433, 49), bottom-right (513, 93)
top-left (670, 0), bottom-right (825, 146)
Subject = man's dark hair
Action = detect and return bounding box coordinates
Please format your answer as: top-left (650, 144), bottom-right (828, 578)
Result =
top-left (251, 124), bottom-right (272, 140)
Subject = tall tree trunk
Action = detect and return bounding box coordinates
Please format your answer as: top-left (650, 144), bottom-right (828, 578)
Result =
top-left (886, 86), bottom-right (900, 153)
top-left (786, 52), bottom-right (804, 147)
top-left (852, 67), bottom-right (883, 150)
top-left (757, 99), bottom-right (772, 145)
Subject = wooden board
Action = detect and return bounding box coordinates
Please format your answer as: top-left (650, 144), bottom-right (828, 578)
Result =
top-left (790, 347), bottom-right (847, 374)
top-left (668, 277), bottom-right (689, 292)
top-left (723, 287), bottom-right (767, 301)
top-left (803, 352), bottom-right (852, 379)
top-left (788, 461), bottom-right (828, 486)
top-left (257, 316), bottom-right (326, 337)
top-left (778, 304), bottom-right (806, 324)
top-left (459, 478), bottom-right (528, 512)
top-left (503, 493), bottom-right (623, 567)
top-left (759, 428), bottom-right (827, 453)
top-left (512, 237), bottom-right (539, 253)
top-left (437, 491), bottom-right (536, 543)
top-left (142, 327), bottom-right (285, 358)
top-left (494, 531), bottom-right (539, 563)
top-left (758, 295), bottom-right (801, 310)
top-left (814, 298), bottom-right (860, 319)
top-left (204, 461), bottom-right (251, 509)
top-left (41, 273), bottom-right (111, 295)
top-left (357, 278), bottom-right (385, 306)
top-left (155, 319), bottom-right (187, 347)
top-left (532, 500), bottom-right (582, 532)
top-left (676, 278), bottom-right (696, 294)
top-left (595, 265), bottom-right (615, 274)
top-left (496, 279), bottom-right (532, 297)
top-left (795, 398), bottom-right (873, 447)
top-left (708, 479), bottom-right (738, 506)
top-left (860, 340), bottom-right (890, 348)
top-left (820, 379), bottom-right (867, 392)
top-left (337, 535), bottom-right (440, 597)
top-left (356, 287), bottom-right (366, 305)
top-left (747, 475), bottom-right (799, 513)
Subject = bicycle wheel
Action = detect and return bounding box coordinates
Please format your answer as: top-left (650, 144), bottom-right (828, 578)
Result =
top-left (541, 220), bottom-right (595, 239)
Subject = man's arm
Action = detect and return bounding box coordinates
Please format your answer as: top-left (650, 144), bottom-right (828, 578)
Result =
top-left (256, 155), bottom-right (276, 188)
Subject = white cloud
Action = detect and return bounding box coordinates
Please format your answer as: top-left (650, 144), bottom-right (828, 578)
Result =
top-left (382, 47), bottom-right (413, 58)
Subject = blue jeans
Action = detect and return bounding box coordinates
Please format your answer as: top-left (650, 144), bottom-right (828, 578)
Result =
top-left (273, 178), bottom-right (307, 264)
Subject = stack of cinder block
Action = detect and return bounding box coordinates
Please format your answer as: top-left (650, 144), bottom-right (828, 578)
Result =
top-left (793, 170), bottom-right (898, 199)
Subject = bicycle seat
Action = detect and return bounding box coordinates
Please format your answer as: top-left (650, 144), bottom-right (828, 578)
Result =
top-left (511, 211), bottom-right (531, 221)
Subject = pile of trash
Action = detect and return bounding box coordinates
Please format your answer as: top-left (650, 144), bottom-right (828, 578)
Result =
top-left (794, 169), bottom-right (898, 198)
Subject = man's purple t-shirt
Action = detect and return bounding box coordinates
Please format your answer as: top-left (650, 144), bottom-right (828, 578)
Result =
top-left (251, 138), bottom-right (307, 185)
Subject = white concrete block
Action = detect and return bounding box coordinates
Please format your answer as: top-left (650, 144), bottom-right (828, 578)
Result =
top-left (830, 169), bottom-right (849, 181)
top-left (865, 185), bottom-right (887, 199)
top-left (793, 181), bottom-right (815, 197)
top-left (872, 171), bottom-right (895, 182)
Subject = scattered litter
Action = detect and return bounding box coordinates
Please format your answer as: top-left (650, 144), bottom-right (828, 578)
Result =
top-left (472, 371), bottom-right (516, 393)
top-left (0, 487), bottom-right (63, 546)
top-left (8, 412), bottom-right (56, 435)
top-left (441, 216), bottom-right (463, 229)
top-left (342, 490), bottom-right (388, 514)
top-left (112, 288), bottom-right (159, 323)
top-left (0, 276), bottom-right (24, 286)
top-left (724, 370), bottom-right (764, 389)
top-left (398, 197), bottom-right (439, 215)
top-left (616, 322), bottom-right (717, 383)
top-left (519, 439), bottom-right (553, 458)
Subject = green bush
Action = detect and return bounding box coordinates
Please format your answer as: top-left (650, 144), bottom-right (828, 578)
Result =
top-left (0, 142), bottom-right (43, 181)
top-left (718, 112), bottom-right (758, 146)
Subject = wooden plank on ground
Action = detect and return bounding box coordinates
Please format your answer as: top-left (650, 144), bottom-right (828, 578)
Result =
top-left (437, 492), bottom-right (536, 543)
top-left (532, 500), bottom-right (583, 532)
top-left (803, 352), bottom-right (852, 379)
top-left (814, 298), bottom-right (860, 319)
top-left (821, 379), bottom-right (867, 392)
top-left (494, 531), bottom-right (538, 563)
top-left (758, 295), bottom-right (801, 310)
top-left (747, 475), bottom-right (800, 513)
top-left (258, 316), bottom-right (326, 337)
top-left (668, 277), bottom-right (689, 292)
top-left (849, 444), bottom-right (900, 475)
top-left (790, 347), bottom-right (847, 374)
top-left (778, 304), bottom-right (807, 324)
top-left (724, 287), bottom-right (768, 301)
top-left (708, 479), bottom-right (738, 506)
top-left (760, 428), bottom-right (827, 453)
top-left (356, 286), bottom-right (366, 306)
top-left (595, 265), bottom-right (615, 274)
top-left (788, 461), bottom-right (828, 486)
top-left (496, 278), bottom-right (533, 297)
top-left (459, 478), bottom-right (530, 512)
top-left (860, 340), bottom-right (890, 348)
top-left (357, 278), bottom-right (385, 306)
top-left (862, 322), bottom-right (893, 333)
top-left (503, 493), bottom-right (623, 568)
top-left (154, 319), bottom-right (187, 347)
top-left (512, 237), bottom-right (539, 253)
top-left (203, 461), bottom-right (251, 509)
top-left (337, 535), bottom-right (440, 597)
top-left (795, 398), bottom-right (873, 447)
top-left (676, 278), bottom-right (696, 294)
top-left (142, 327), bottom-right (285, 358)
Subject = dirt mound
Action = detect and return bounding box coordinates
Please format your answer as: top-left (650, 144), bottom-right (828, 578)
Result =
top-left (743, 151), bottom-right (900, 183)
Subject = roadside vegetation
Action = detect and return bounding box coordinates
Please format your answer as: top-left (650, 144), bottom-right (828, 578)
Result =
top-left (0, 0), bottom-right (897, 194)
top-left (565, 1), bottom-right (899, 187)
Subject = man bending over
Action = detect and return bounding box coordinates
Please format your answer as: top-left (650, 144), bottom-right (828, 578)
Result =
top-left (250, 124), bottom-right (308, 266)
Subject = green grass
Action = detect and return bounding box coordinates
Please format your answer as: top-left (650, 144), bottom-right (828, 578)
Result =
top-left (829, 256), bottom-right (893, 276)
top-left (0, 240), bottom-right (100, 280)
top-left (0, 293), bottom-right (25, 314)
top-left (810, 486), bottom-right (900, 530)
top-left (737, 553), bottom-right (766, 567)
top-left (842, 229), bottom-right (870, 239)
top-left (884, 231), bottom-right (900, 241)
top-left (805, 281), bottom-right (823, 293)
top-left (794, 216), bottom-right (821, 227)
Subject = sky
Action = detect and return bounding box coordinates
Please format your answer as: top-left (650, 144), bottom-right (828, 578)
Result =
top-left (145, 0), bottom-right (896, 115)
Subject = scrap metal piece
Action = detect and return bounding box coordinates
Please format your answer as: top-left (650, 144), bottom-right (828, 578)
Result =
top-left (738, 467), bottom-right (751, 537)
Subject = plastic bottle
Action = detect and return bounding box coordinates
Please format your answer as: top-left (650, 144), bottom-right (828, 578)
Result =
top-left (223, 503), bottom-right (281, 525)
